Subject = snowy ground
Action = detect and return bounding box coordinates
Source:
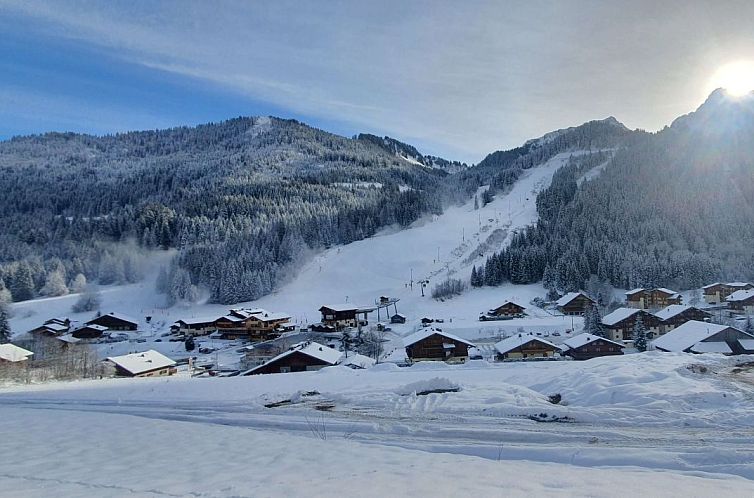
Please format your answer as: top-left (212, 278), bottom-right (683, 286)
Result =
top-left (3, 353), bottom-right (754, 496)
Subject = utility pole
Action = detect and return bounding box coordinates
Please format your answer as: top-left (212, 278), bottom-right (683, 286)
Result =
top-left (410, 268), bottom-right (413, 289)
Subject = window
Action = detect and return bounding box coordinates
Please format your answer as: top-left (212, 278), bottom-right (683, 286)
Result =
top-left (280, 366), bottom-right (291, 373)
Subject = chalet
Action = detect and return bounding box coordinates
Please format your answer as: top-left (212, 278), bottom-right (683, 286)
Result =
top-left (242, 341), bottom-right (342, 375)
top-left (652, 320), bottom-right (754, 355)
top-left (403, 329), bottom-right (475, 364)
top-left (87, 312), bottom-right (138, 331)
top-left (309, 323), bottom-right (337, 333)
top-left (319, 304), bottom-right (370, 329)
top-left (561, 333), bottom-right (624, 360)
top-left (27, 321), bottom-right (71, 337)
top-left (556, 292), bottom-right (596, 316)
top-left (105, 350), bottom-right (177, 377)
top-left (602, 308), bottom-right (663, 342)
top-left (390, 313), bottom-right (407, 324)
top-left (726, 289), bottom-right (754, 313)
top-left (625, 288), bottom-right (682, 310)
top-left (482, 301), bottom-right (526, 320)
top-left (653, 305), bottom-right (712, 333)
top-left (214, 308), bottom-right (292, 339)
top-left (71, 324), bottom-right (109, 340)
top-left (172, 316), bottom-right (219, 336)
top-left (0, 344), bottom-right (34, 363)
top-left (241, 342), bottom-right (285, 369)
top-left (494, 334), bottom-right (559, 360)
top-left (703, 282), bottom-right (754, 305)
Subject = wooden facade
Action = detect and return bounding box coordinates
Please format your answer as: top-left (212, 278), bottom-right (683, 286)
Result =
top-left (625, 288), bottom-right (682, 310)
top-left (71, 325), bottom-right (108, 340)
top-left (113, 364), bottom-right (176, 378)
top-left (604, 310), bottom-right (663, 341)
top-left (489, 302), bottom-right (526, 318)
top-left (244, 350), bottom-right (335, 374)
top-left (319, 306), bottom-right (361, 329)
top-left (728, 294), bottom-right (754, 313)
top-left (496, 338), bottom-right (558, 361)
top-left (405, 333), bottom-right (470, 363)
top-left (564, 338), bottom-right (624, 361)
top-left (87, 313), bottom-right (138, 331)
top-left (557, 292), bottom-right (596, 316)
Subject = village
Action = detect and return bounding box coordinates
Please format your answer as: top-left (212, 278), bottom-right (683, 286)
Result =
top-left (4, 281), bottom-right (754, 381)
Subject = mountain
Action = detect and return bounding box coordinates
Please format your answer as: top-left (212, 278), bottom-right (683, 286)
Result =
top-left (356, 134), bottom-right (469, 173)
top-left (0, 117), bottom-right (453, 304)
top-left (478, 89), bottom-right (754, 294)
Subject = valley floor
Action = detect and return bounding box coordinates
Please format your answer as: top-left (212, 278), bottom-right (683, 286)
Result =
top-left (3, 353), bottom-right (754, 496)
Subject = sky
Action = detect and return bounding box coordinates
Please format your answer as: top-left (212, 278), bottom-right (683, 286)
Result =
top-left (2, 0), bottom-right (754, 163)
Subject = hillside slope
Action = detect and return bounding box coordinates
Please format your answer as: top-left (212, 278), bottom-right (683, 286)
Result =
top-left (483, 90), bottom-right (754, 293)
top-left (0, 117), bottom-right (451, 304)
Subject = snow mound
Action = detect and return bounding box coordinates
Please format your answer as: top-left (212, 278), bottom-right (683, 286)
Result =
top-left (370, 362), bottom-right (402, 372)
top-left (396, 377), bottom-right (460, 396)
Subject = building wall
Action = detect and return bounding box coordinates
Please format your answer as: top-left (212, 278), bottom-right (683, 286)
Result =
top-left (566, 340), bottom-right (623, 360)
top-left (89, 316), bottom-right (138, 331)
top-left (249, 351), bottom-right (332, 374)
top-left (406, 334), bottom-right (469, 362)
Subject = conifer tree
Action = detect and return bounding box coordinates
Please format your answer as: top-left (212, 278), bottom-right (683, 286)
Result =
top-left (633, 315), bottom-right (648, 352)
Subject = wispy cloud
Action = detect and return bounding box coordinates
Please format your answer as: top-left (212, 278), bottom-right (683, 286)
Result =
top-left (3, 0), bottom-right (754, 161)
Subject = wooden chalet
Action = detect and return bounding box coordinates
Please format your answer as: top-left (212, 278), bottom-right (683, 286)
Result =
top-left (87, 312), bottom-right (138, 331)
top-left (561, 333), bottom-right (624, 360)
top-left (242, 341), bottom-right (342, 375)
top-left (653, 305), bottom-right (712, 333)
top-left (625, 288), bottom-right (682, 310)
top-left (556, 292), bottom-right (596, 316)
top-left (214, 308), bottom-right (292, 340)
top-left (403, 329), bottom-right (475, 364)
top-left (602, 308), bottom-right (663, 341)
top-left (172, 316), bottom-right (219, 336)
top-left (703, 282), bottom-right (754, 305)
top-left (652, 320), bottom-right (754, 355)
top-left (27, 320), bottom-right (71, 337)
top-left (390, 313), bottom-right (407, 324)
top-left (319, 304), bottom-right (370, 329)
top-left (494, 334), bottom-right (559, 360)
top-left (71, 324), bottom-right (109, 340)
top-left (726, 289), bottom-right (754, 313)
top-left (483, 301), bottom-right (526, 320)
top-left (105, 350), bottom-right (177, 377)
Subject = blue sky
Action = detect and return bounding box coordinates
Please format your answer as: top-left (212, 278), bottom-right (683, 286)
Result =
top-left (2, 0), bottom-right (754, 162)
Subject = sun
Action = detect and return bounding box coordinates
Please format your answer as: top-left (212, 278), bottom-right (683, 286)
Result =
top-left (710, 60), bottom-right (754, 97)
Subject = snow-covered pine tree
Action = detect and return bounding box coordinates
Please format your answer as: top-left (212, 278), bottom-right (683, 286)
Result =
top-left (0, 303), bottom-right (11, 343)
top-left (583, 304), bottom-right (605, 338)
top-left (633, 315), bottom-right (648, 352)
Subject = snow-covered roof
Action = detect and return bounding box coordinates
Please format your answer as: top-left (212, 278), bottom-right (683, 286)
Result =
top-left (652, 320), bottom-right (751, 352)
top-left (339, 353), bottom-right (376, 369)
top-left (242, 341), bottom-right (343, 374)
top-left (0, 344), bottom-right (33, 362)
top-left (702, 282), bottom-right (723, 290)
top-left (727, 289), bottom-right (754, 302)
top-left (729, 282), bottom-right (752, 288)
top-left (57, 334), bottom-right (81, 344)
top-left (75, 324), bottom-right (109, 332)
top-left (99, 312), bottom-right (139, 324)
top-left (494, 334), bottom-right (559, 355)
top-left (602, 308), bottom-right (641, 326)
top-left (655, 287), bottom-right (680, 298)
top-left (690, 342), bottom-right (732, 354)
top-left (402, 329), bottom-right (476, 348)
top-left (45, 322), bottom-right (70, 332)
top-left (625, 288), bottom-right (645, 296)
top-left (251, 311), bottom-right (291, 322)
top-left (556, 292), bottom-right (593, 307)
top-left (319, 303), bottom-right (359, 312)
top-left (562, 333), bottom-right (624, 350)
top-left (106, 350), bottom-right (176, 375)
top-left (738, 339), bottom-right (754, 351)
top-left (493, 300), bottom-right (525, 309)
top-left (653, 305), bottom-right (701, 321)
top-left (175, 316), bottom-right (220, 325)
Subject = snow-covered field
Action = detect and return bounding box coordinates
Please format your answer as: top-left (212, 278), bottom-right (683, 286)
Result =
top-left (3, 353), bottom-right (754, 496)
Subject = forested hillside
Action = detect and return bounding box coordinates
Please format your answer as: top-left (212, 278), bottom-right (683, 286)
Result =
top-left (478, 90), bottom-right (754, 293)
top-left (0, 117), bottom-right (451, 304)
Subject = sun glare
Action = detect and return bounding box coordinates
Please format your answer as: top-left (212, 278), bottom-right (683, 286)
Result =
top-left (710, 61), bottom-right (754, 97)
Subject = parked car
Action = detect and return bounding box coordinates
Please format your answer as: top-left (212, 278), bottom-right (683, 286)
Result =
top-left (552, 332), bottom-right (561, 337)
